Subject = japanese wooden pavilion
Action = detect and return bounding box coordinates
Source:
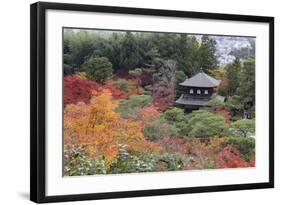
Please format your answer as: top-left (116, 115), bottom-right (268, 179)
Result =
top-left (175, 71), bottom-right (225, 112)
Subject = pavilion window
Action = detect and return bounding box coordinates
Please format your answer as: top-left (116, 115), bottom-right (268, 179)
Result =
top-left (204, 90), bottom-right (208, 95)
top-left (197, 89), bottom-right (201, 94)
top-left (189, 89), bottom-right (194, 94)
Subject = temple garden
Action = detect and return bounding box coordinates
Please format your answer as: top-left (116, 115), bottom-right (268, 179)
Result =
top-left (63, 29), bottom-right (255, 176)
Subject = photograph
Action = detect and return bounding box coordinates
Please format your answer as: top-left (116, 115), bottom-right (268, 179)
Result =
top-left (63, 28), bottom-right (256, 176)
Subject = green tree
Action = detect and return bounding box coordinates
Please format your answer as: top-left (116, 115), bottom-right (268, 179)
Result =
top-left (199, 35), bottom-right (218, 73)
top-left (83, 57), bottom-right (113, 83)
top-left (174, 35), bottom-right (201, 76)
top-left (206, 98), bottom-right (225, 109)
top-left (144, 120), bottom-right (178, 141)
top-left (112, 79), bottom-right (130, 93)
top-left (64, 30), bottom-right (98, 68)
top-left (162, 107), bottom-right (190, 135)
top-left (117, 95), bottom-right (152, 119)
top-left (185, 36), bottom-right (201, 75)
top-left (208, 68), bottom-right (226, 79)
top-left (162, 107), bottom-right (186, 123)
top-left (175, 70), bottom-right (187, 99)
top-left (120, 32), bottom-right (140, 70)
top-left (225, 95), bottom-right (244, 118)
top-left (151, 33), bottom-right (179, 59)
top-left (208, 68), bottom-right (228, 96)
top-left (237, 57), bottom-right (255, 101)
top-left (230, 119), bottom-right (255, 137)
top-left (105, 32), bottom-right (123, 70)
top-left (176, 34), bottom-right (189, 73)
top-left (225, 58), bottom-right (241, 96)
top-left (152, 59), bottom-right (177, 108)
top-left (186, 111), bottom-right (229, 138)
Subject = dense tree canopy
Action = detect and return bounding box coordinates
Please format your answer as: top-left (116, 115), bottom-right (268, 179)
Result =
top-left (199, 35), bottom-right (218, 73)
top-left (120, 32), bottom-right (140, 70)
top-left (83, 57), bottom-right (113, 83)
top-left (237, 57), bottom-right (255, 101)
top-left (63, 30), bottom-right (220, 78)
top-left (225, 58), bottom-right (241, 96)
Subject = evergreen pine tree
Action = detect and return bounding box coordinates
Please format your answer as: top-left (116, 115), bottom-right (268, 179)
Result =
top-left (120, 32), bottom-right (140, 70)
top-left (226, 57), bottom-right (241, 96)
top-left (199, 35), bottom-right (218, 73)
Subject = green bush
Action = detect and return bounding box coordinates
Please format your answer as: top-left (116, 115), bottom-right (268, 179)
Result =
top-left (117, 95), bottom-right (152, 118)
top-left (83, 57), bottom-right (113, 83)
top-left (206, 98), bottom-right (225, 109)
top-left (112, 79), bottom-right (130, 93)
top-left (161, 107), bottom-right (190, 135)
top-left (185, 110), bottom-right (229, 138)
top-left (230, 115), bottom-right (242, 122)
top-left (175, 70), bottom-right (187, 99)
top-left (230, 119), bottom-right (255, 137)
top-left (225, 95), bottom-right (243, 117)
top-left (144, 120), bottom-right (178, 141)
top-left (224, 136), bottom-right (255, 161)
top-left (162, 107), bottom-right (185, 122)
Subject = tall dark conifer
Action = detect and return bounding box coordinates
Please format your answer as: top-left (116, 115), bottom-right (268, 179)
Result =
top-left (226, 57), bottom-right (241, 96)
top-left (199, 35), bottom-right (218, 73)
top-left (120, 32), bottom-right (140, 70)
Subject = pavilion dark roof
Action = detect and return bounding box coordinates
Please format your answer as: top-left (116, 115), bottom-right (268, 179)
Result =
top-left (180, 72), bottom-right (221, 88)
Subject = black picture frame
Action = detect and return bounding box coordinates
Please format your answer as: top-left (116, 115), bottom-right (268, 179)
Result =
top-left (30, 1), bottom-right (274, 203)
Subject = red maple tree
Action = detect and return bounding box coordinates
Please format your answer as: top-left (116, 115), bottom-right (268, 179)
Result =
top-left (64, 76), bottom-right (99, 106)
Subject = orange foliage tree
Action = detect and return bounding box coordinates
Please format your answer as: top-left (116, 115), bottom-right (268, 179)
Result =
top-left (64, 89), bottom-right (160, 166)
top-left (138, 105), bottom-right (160, 126)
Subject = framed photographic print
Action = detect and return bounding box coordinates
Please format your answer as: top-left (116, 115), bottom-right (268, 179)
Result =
top-left (30, 1), bottom-right (274, 203)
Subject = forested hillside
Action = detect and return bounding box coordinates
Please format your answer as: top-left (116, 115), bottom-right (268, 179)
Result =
top-left (63, 29), bottom-right (255, 176)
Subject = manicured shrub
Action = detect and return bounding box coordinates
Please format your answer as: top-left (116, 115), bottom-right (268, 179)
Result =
top-left (225, 95), bottom-right (243, 117)
top-left (117, 95), bottom-right (152, 118)
top-left (185, 111), bottom-right (229, 138)
top-left (162, 107), bottom-right (185, 123)
top-left (112, 79), bottom-right (130, 93)
top-left (230, 119), bottom-right (255, 137)
top-left (143, 120), bottom-right (178, 141)
top-left (206, 98), bottom-right (225, 109)
top-left (162, 107), bottom-right (190, 135)
top-left (83, 57), bottom-right (113, 83)
top-left (212, 108), bottom-right (231, 125)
